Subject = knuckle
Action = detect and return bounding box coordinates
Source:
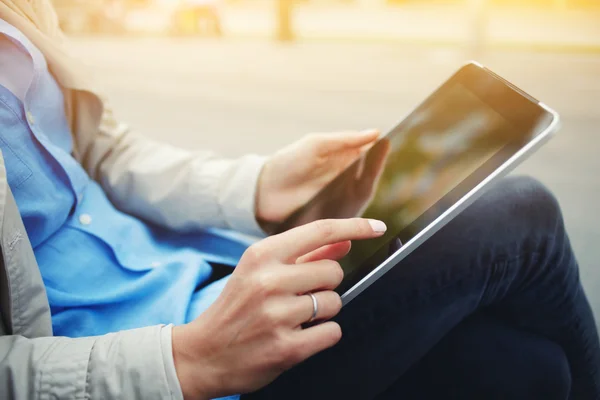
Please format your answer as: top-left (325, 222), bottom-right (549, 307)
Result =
top-left (314, 219), bottom-right (335, 240)
top-left (243, 243), bottom-right (268, 266)
top-left (303, 133), bottom-right (321, 148)
top-left (260, 305), bottom-right (281, 329)
top-left (320, 260), bottom-right (343, 287)
top-left (329, 261), bottom-right (344, 285)
top-left (330, 292), bottom-right (343, 313)
top-left (356, 218), bottom-right (372, 235)
top-left (254, 273), bottom-right (278, 297)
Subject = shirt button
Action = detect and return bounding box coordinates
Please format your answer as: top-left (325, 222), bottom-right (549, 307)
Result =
top-left (26, 111), bottom-right (35, 125)
top-left (78, 214), bottom-right (92, 225)
top-left (150, 261), bottom-right (162, 268)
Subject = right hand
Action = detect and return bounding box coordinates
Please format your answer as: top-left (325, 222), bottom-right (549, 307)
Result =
top-left (172, 218), bottom-right (387, 399)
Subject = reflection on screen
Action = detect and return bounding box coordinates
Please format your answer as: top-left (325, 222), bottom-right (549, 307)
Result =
top-left (283, 83), bottom-right (515, 289)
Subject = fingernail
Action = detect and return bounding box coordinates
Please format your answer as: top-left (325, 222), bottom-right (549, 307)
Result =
top-left (368, 219), bottom-right (387, 233)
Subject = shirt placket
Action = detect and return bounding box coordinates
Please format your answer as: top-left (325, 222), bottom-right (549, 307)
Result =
top-left (19, 35), bottom-right (89, 209)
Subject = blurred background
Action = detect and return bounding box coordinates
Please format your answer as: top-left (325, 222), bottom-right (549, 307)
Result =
top-left (55, 0), bottom-right (600, 321)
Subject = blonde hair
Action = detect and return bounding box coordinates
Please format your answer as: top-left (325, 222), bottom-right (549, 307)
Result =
top-left (1, 0), bottom-right (62, 38)
top-left (0, 0), bottom-right (95, 91)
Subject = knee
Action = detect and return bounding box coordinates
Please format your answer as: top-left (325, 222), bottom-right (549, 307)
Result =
top-left (537, 343), bottom-right (572, 400)
top-left (494, 176), bottom-right (564, 236)
top-left (504, 340), bottom-right (572, 400)
top-left (516, 331), bottom-right (572, 400)
top-left (416, 313), bottom-right (573, 400)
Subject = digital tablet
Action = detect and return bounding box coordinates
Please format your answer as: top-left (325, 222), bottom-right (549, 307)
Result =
top-left (277, 62), bottom-right (560, 306)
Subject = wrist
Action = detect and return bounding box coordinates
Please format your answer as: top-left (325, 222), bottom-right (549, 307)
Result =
top-left (172, 324), bottom-right (212, 400)
top-left (255, 157), bottom-right (275, 223)
top-left (255, 157), bottom-right (291, 226)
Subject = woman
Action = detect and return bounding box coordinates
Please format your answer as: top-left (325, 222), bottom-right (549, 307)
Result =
top-left (0, 1), bottom-right (598, 399)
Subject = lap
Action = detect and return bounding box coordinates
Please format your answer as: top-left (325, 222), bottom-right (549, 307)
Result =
top-left (245, 176), bottom-right (573, 399)
top-left (379, 311), bottom-right (571, 400)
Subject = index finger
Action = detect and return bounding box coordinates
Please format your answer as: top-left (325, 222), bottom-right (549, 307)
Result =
top-left (319, 130), bottom-right (380, 155)
top-left (266, 218), bottom-right (387, 262)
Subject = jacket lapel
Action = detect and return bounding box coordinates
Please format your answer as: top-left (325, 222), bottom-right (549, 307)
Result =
top-left (0, 150), bottom-right (53, 337)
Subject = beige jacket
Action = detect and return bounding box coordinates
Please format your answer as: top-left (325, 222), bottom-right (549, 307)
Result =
top-left (0, 1), bottom-right (266, 399)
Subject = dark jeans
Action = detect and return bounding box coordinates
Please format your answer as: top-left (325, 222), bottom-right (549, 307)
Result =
top-left (244, 176), bottom-right (600, 399)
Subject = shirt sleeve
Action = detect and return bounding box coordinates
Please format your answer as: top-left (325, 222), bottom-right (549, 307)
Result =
top-left (82, 102), bottom-right (269, 237)
top-left (161, 325), bottom-right (185, 400)
top-left (0, 325), bottom-right (184, 400)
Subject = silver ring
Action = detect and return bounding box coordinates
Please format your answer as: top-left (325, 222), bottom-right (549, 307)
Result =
top-left (307, 293), bottom-right (318, 323)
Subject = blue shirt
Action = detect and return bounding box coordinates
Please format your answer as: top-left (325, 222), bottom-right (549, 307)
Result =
top-left (0, 20), bottom-right (249, 352)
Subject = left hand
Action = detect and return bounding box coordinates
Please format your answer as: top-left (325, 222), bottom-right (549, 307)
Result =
top-left (256, 130), bottom-right (380, 224)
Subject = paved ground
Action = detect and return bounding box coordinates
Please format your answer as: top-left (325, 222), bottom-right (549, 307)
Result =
top-left (69, 37), bottom-right (600, 321)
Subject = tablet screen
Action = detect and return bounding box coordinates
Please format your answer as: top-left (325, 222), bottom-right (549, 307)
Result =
top-left (278, 65), bottom-right (551, 295)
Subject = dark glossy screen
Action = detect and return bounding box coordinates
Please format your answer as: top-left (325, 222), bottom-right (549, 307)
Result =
top-left (279, 67), bottom-right (550, 295)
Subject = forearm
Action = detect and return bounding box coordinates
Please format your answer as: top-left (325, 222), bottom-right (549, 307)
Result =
top-left (83, 106), bottom-right (267, 236)
top-left (0, 325), bottom-right (182, 400)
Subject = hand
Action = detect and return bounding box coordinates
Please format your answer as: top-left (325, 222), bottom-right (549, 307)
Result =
top-left (172, 218), bottom-right (387, 399)
top-left (281, 138), bottom-right (391, 230)
top-left (256, 130), bottom-right (380, 224)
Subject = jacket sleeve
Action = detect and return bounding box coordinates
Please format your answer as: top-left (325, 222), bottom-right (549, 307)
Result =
top-left (83, 100), bottom-right (268, 237)
top-left (0, 325), bottom-right (184, 400)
